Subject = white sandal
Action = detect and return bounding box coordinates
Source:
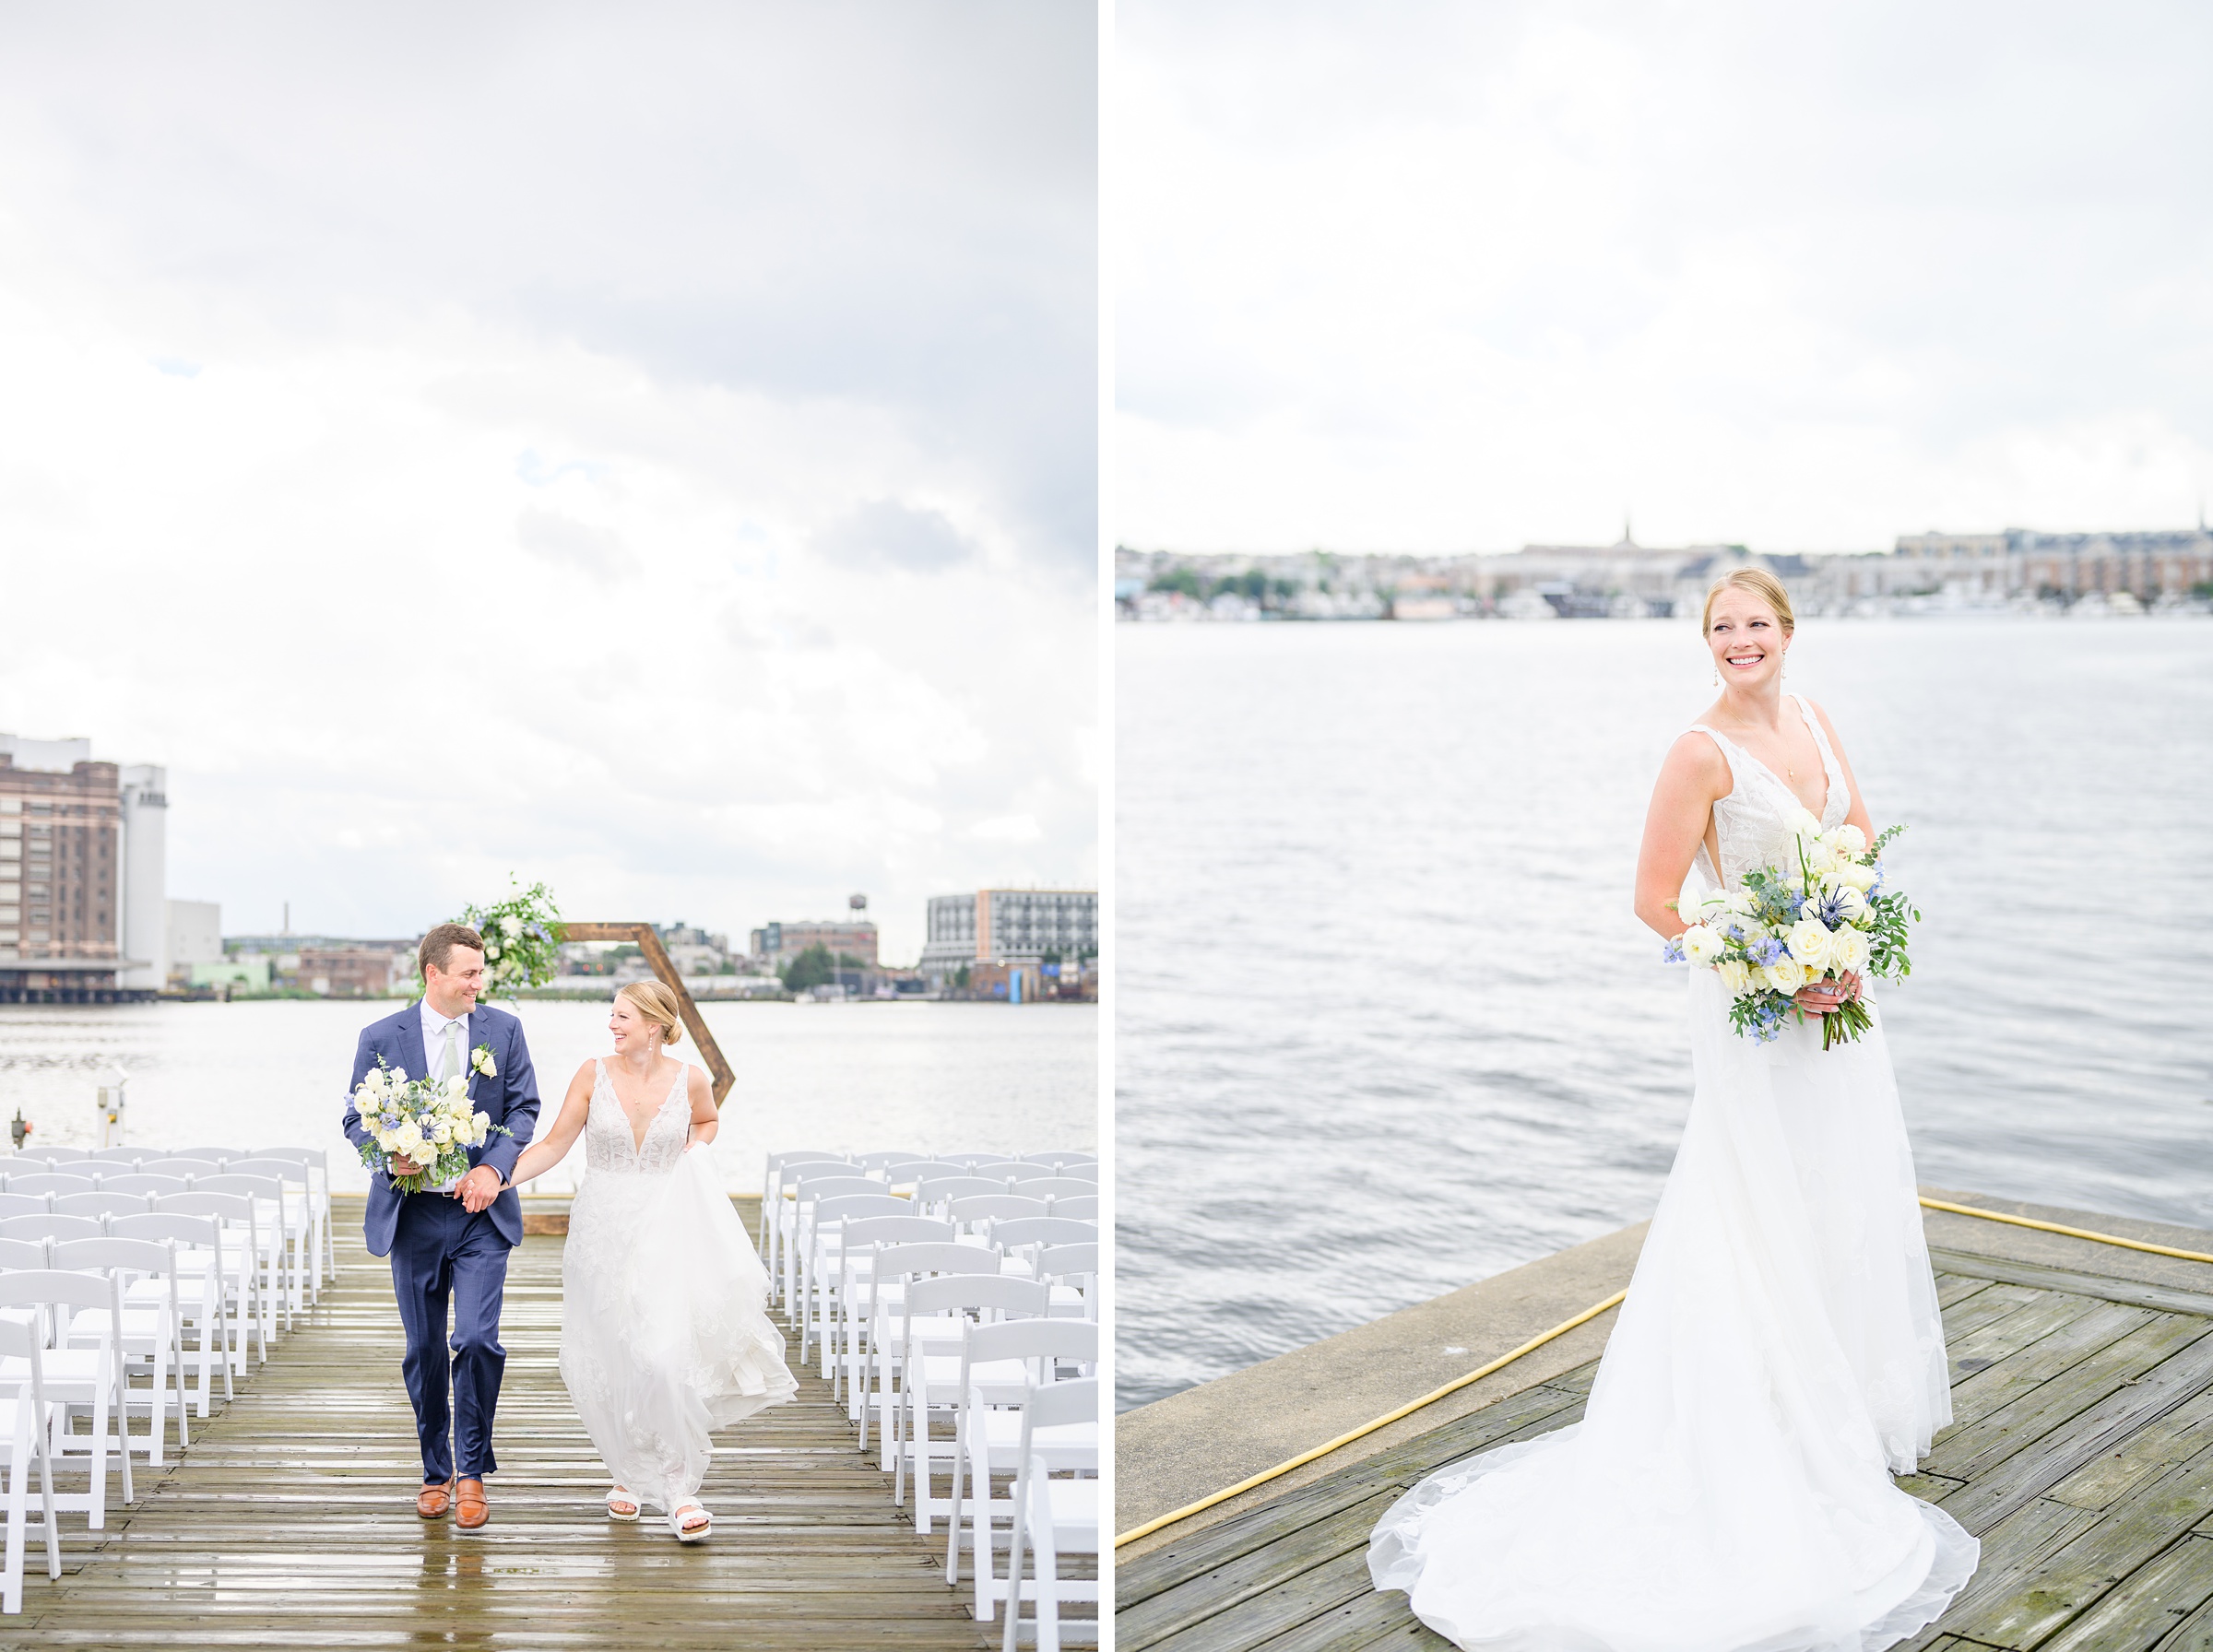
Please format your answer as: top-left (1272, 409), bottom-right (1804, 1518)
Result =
top-left (605, 1486), bottom-right (640, 1521)
top-left (669, 1502), bottom-right (712, 1542)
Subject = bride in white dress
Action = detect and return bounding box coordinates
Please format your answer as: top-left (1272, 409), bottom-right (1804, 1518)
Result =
top-left (1368, 570), bottom-right (1978, 1650)
top-left (509, 980), bottom-right (797, 1540)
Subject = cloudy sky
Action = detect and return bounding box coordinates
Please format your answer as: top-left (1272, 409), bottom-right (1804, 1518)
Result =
top-left (1120, 1), bottom-right (2213, 554)
top-left (0, 4), bottom-right (1095, 962)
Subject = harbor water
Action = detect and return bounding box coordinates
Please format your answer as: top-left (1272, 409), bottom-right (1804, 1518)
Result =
top-left (1117, 617), bottom-right (2213, 1410)
top-left (0, 998), bottom-right (1096, 1195)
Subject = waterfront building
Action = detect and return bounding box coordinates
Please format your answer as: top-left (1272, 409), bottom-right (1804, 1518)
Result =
top-left (749, 916), bottom-right (881, 971)
top-left (920, 888), bottom-right (1098, 985)
top-left (295, 946), bottom-right (404, 997)
top-left (0, 735), bottom-right (165, 1001)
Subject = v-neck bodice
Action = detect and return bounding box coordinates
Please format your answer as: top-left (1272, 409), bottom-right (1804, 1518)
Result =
top-left (1687, 692), bottom-right (1850, 891)
top-left (585, 1058), bottom-right (692, 1174)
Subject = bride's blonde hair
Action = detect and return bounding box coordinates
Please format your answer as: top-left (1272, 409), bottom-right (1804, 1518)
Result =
top-left (1702, 568), bottom-right (1795, 635)
top-left (616, 980), bottom-right (684, 1046)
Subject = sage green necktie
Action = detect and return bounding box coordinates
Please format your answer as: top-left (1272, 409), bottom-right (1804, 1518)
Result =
top-left (443, 1021), bottom-right (463, 1083)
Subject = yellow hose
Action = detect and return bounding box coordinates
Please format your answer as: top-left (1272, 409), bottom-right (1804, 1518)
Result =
top-left (1113, 1197), bottom-right (2213, 1549)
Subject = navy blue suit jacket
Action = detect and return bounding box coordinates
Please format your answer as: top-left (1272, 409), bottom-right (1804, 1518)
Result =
top-left (342, 1000), bottom-right (540, 1257)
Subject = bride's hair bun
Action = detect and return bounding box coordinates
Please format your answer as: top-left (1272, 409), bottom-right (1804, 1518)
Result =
top-left (616, 980), bottom-right (685, 1046)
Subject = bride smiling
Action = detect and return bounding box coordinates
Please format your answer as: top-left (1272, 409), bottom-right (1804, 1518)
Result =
top-left (508, 981), bottom-right (797, 1540)
top-left (1368, 569), bottom-right (1976, 1650)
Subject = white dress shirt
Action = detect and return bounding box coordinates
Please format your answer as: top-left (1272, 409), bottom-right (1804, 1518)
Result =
top-left (417, 1000), bottom-right (472, 1192)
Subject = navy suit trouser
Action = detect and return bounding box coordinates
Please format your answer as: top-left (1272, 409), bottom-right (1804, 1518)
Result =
top-left (388, 1195), bottom-right (511, 1483)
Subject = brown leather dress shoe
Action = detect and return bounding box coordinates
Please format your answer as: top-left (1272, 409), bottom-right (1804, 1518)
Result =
top-left (417, 1479), bottom-right (456, 1519)
top-left (455, 1477), bottom-right (489, 1531)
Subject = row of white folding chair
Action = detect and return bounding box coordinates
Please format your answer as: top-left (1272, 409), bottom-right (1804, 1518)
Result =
top-left (0, 1164), bottom-right (311, 1327)
top-left (893, 1274), bottom-right (1058, 1530)
top-left (0, 1316), bottom-right (62, 1613)
top-left (939, 1321), bottom-right (1099, 1630)
top-left (1, 1147), bottom-right (331, 1295)
top-left (832, 1218), bottom-right (1099, 1421)
top-left (0, 1238), bottom-right (195, 1469)
top-left (0, 1203), bottom-right (266, 1383)
top-left (760, 1149), bottom-right (1097, 1304)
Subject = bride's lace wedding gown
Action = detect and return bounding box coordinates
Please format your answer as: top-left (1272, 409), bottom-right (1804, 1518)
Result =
top-left (1369, 693), bottom-right (1978, 1651)
top-left (560, 1060), bottom-right (797, 1515)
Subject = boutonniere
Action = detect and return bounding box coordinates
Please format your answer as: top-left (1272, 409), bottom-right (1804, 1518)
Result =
top-left (471, 1042), bottom-right (498, 1079)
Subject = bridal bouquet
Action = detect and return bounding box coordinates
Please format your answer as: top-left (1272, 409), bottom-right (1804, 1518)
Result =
top-left (351, 1057), bottom-right (506, 1194)
top-left (1663, 818), bottom-right (1915, 1049)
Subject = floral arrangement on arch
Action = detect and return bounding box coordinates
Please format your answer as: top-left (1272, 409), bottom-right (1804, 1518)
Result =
top-left (458, 878), bottom-right (565, 999)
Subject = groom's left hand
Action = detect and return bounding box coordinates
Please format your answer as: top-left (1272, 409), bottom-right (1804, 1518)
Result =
top-left (455, 1166), bottom-right (503, 1213)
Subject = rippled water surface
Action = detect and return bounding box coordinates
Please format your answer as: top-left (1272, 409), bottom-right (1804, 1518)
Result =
top-left (1118, 619), bottom-right (2213, 1410)
top-left (0, 999), bottom-right (1095, 1193)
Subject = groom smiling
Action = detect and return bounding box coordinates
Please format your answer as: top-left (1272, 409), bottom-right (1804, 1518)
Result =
top-left (341, 923), bottom-right (539, 1531)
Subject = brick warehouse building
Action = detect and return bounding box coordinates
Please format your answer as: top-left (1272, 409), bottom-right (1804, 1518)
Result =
top-left (0, 736), bottom-right (165, 1002)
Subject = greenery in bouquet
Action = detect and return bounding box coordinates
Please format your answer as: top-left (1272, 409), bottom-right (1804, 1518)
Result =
top-left (457, 878), bottom-right (565, 998)
top-left (351, 1057), bottom-right (508, 1194)
top-left (1663, 819), bottom-right (1917, 1051)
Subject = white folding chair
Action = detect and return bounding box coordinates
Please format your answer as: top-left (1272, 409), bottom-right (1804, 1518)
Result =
top-left (857, 1244), bottom-right (1003, 1460)
top-left (175, 1148), bottom-right (237, 1168)
top-left (915, 1176), bottom-right (1014, 1222)
top-left (254, 1147), bottom-right (334, 1289)
top-left (1035, 1244), bottom-right (1099, 1319)
top-left (225, 1161), bottom-right (317, 1316)
top-left (949, 1195), bottom-right (1051, 1237)
top-left (150, 1193), bottom-right (267, 1366)
top-left (53, 1239), bottom-right (191, 1466)
top-left (0, 1240), bottom-right (44, 1271)
top-left (85, 1149), bottom-right (145, 1168)
top-left (133, 1159), bottom-right (220, 1181)
top-left (893, 1274), bottom-right (1049, 1531)
top-left (0, 1271), bottom-right (133, 1529)
top-left (1009, 1177), bottom-right (1095, 1209)
top-left (1001, 1377), bottom-right (1101, 1652)
top-left (192, 1175), bottom-right (297, 1334)
top-left (27, 1149), bottom-right (92, 1165)
top-left (0, 1316), bottom-right (61, 1614)
top-left (785, 1174), bottom-right (884, 1335)
top-left (1049, 1196), bottom-right (1098, 1221)
top-left (799, 1192), bottom-right (908, 1372)
top-left (0, 1199), bottom-right (45, 1221)
top-left (0, 1217), bottom-right (101, 1247)
top-left (762, 1155), bottom-right (856, 1307)
top-left (946, 1319), bottom-right (1099, 1615)
top-left (832, 1216), bottom-right (956, 1412)
top-left (111, 1214), bottom-right (234, 1414)
top-left (851, 1150), bottom-right (923, 1173)
top-left (96, 1174), bottom-right (188, 1200)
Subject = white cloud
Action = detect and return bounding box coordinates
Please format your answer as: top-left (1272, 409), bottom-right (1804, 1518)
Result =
top-left (1119, 0), bottom-right (2213, 553)
top-left (0, 4), bottom-right (1097, 963)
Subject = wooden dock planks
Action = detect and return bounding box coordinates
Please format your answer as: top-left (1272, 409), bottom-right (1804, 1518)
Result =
top-left (1118, 1257), bottom-right (2213, 1651)
top-left (3, 1221), bottom-right (998, 1649)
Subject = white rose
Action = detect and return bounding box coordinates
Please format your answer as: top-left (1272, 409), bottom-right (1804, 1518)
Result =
top-left (1681, 925), bottom-right (1724, 966)
top-left (431, 1118), bottom-right (454, 1144)
top-left (501, 914), bottom-right (522, 938)
top-left (1715, 959), bottom-right (1753, 997)
top-left (484, 942), bottom-right (502, 961)
top-left (1834, 824), bottom-right (1867, 857)
top-left (1790, 806), bottom-right (1824, 840)
top-left (1832, 886), bottom-right (1866, 922)
top-left (1764, 958), bottom-right (1810, 995)
top-left (1839, 861), bottom-right (1877, 893)
top-left (1831, 926), bottom-right (1872, 974)
top-left (1787, 918), bottom-right (1834, 970)
top-left (444, 1075), bottom-right (467, 1097)
top-left (473, 1111), bottom-right (493, 1141)
top-left (388, 1066), bottom-right (408, 1085)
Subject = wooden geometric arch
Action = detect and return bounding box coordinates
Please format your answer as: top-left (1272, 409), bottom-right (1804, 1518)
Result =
top-left (561, 922), bottom-right (736, 1108)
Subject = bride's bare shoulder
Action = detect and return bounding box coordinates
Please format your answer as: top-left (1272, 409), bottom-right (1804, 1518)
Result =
top-left (1659, 728), bottom-right (1733, 793)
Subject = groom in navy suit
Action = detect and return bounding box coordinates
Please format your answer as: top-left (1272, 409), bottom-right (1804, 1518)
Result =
top-left (341, 923), bottom-right (538, 1531)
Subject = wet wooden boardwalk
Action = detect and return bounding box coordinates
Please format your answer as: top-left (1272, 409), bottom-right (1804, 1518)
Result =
top-left (5, 1208), bottom-right (992, 1649)
top-left (1118, 1243), bottom-right (2213, 1651)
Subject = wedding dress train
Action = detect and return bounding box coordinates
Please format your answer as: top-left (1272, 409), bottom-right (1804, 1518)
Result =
top-left (1369, 693), bottom-right (1977, 1651)
top-left (559, 1059), bottom-right (797, 1516)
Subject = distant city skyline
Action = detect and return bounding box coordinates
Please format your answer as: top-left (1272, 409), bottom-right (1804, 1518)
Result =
top-left (0, 7), bottom-right (1096, 968)
top-left (1120, 1), bottom-right (2213, 554)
